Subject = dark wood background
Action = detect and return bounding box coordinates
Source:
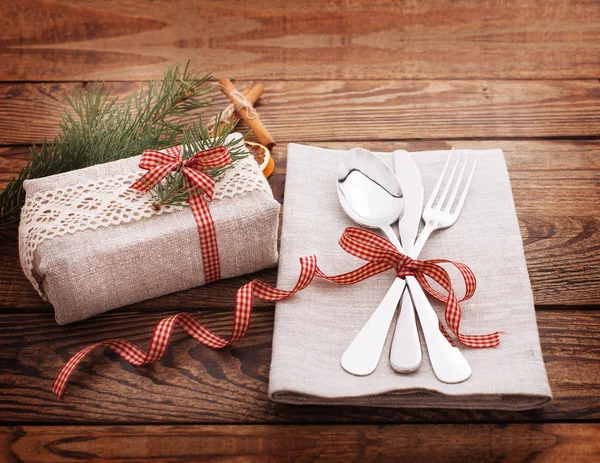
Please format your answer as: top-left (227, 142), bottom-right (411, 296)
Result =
top-left (1, 0), bottom-right (599, 461)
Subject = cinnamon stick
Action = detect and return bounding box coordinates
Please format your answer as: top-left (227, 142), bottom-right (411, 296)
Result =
top-left (210, 84), bottom-right (264, 136)
top-left (217, 84), bottom-right (263, 135)
top-left (218, 78), bottom-right (275, 149)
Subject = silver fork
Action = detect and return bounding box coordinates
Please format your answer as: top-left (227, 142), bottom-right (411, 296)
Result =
top-left (391, 153), bottom-right (478, 383)
top-left (413, 154), bottom-right (478, 254)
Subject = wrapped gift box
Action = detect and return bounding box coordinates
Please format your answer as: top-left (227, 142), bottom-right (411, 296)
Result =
top-left (19, 133), bottom-right (280, 324)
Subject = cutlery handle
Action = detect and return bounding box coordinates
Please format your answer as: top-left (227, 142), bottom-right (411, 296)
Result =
top-left (405, 277), bottom-right (472, 383)
top-left (341, 277), bottom-right (406, 376)
top-left (388, 222), bottom-right (434, 373)
top-left (389, 288), bottom-right (422, 372)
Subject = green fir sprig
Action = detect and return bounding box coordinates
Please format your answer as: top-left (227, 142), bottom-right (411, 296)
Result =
top-left (149, 114), bottom-right (249, 208)
top-left (0, 62), bottom-right (239, 229)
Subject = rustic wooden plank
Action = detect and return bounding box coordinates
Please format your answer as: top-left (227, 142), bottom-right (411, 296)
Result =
top-left (1, 423), bottom-right (599, 462)
top-left (1, 80), bottom-right (599, 145)
top-left (1, 0), bottom-right (599, 81)
top-left (0, 146), bottom-right (29, 190)
top-left (0, 309), bottom-right (598, 424)
top-left (1, 140), bottom-right (597, 310)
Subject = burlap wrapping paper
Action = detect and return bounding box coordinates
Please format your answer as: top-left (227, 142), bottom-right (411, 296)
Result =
top-left (19, 134), bottom-right (280, 325)
top-left (269, 144), bottom-right (552, 410)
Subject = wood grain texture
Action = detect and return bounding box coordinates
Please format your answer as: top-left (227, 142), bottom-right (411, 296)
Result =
top-left (1, 80), bottom-right (599, 145)
top-left (0, 146), bottom-right (28, 189)
top-left (2, 140), bottom-right (598, 309)
top-left (0, 310), bottom-right (598, 424)
top-left (1, 0), bottom-right (599, 81)
top-left (1, 0), bottom-right (599, 457)
top-left (1, 424), bottom-right (599, 462)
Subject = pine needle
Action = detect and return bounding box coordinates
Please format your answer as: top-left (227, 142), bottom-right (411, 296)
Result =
top-left (0, 62), bottom-right (217, 229)
top-left (150, 116), bottom-right (249, 208)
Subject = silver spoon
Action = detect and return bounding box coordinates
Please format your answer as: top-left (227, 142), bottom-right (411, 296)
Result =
top-left (337, 148), bottom-right (405, 375)
top-left (337, 148), bottom-right (472, 382)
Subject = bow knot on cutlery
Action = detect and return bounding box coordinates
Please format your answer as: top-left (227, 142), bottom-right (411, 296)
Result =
top-left (339, 227), bottom-right (494, 348)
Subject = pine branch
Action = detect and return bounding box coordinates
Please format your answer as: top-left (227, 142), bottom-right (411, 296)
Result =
top-left (0, 62), bottom-right (213, 229)
top-left (150, 115), bottom-right (249, 208)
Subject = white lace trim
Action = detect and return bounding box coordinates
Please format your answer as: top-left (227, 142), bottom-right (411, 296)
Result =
top-left (19, 156), bottom-right (270, 298)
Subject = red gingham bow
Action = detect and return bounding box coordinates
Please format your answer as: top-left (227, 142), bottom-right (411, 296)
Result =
top-left (131, 145), bottom-right (232, 282)
top-left (52, 227), bottom-right (500, 399)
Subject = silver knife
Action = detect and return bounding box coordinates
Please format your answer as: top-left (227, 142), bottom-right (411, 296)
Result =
top-left (390, 150), bottom-right (424, 372)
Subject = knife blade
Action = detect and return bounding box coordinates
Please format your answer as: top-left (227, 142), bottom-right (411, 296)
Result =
top-left (390, 150), bottom-right (424, 372)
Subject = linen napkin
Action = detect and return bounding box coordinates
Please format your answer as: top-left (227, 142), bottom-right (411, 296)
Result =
top-left (268, 143), bottom-right (552, 410)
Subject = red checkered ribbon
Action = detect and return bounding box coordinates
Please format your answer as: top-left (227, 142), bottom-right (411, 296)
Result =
top-left (130, 145), bottom-right (232, 282)
top-left (52, 227), bottom-right (500, 399)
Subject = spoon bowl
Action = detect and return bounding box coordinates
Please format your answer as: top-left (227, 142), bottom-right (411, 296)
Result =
top-left (337, 148), bottom-right (404, 233)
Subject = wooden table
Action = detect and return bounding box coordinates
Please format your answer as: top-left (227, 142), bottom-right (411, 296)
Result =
top-left (1, 1), bottom-right (599, 461)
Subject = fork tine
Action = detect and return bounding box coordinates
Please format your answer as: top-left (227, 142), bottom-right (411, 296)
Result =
top-left (443, 155), bottom-right (469, 212)
top-left (436, 156), bottom-right (460, 210)
top-left (424, 153), bottom-right (453, 210)
top-left (453, 156), bottom-right (478, 216)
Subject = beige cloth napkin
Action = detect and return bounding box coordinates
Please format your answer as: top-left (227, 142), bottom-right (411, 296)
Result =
top-left (268, 143), bottom-right (552, 410)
